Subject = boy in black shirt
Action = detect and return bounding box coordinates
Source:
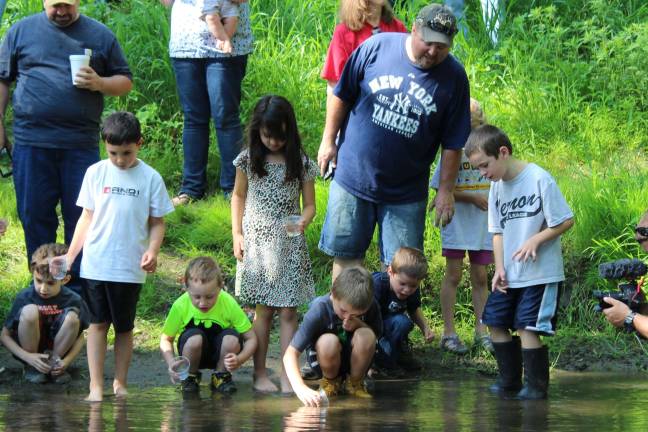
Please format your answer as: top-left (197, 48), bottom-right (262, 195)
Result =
top-left (1, 243), bottom-right (89, 383)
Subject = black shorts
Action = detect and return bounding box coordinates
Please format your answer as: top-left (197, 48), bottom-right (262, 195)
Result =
top-left (177, 326), bottom-right (243, 370)
top-left (308, 331), bottom-right (353, 378)
top-left (81, 279), bottom-right (142, 333)
top-left (10, 308), bottom-right (80, 362)
top-left (482, 282), bottom-right (562, 336)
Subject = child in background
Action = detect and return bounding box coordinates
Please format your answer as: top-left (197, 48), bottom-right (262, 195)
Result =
top-left (201, 0), bottom-right (239, 54)
top-left (160, 257), bottom-right (257, 393)
top-left (231, 95), bottom-right (318, 394)
top-left (465, 124), bottom-right (574, 399)
top-left (284, 267), bottom-right (382, 406)
top-left (66, 112), bottom-right (175, 401)
top-left (1, 243), bottom-right (89, 384)
top-left (431, 98), bottom-right (494, 354)
top-left (322, 0), bottom-right (407, 92)
top-left (373, 247), bottom-right (433, 373)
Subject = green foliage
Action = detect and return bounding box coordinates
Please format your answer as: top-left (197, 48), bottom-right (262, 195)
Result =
top-left (0, 0), bottom-right (646, 345)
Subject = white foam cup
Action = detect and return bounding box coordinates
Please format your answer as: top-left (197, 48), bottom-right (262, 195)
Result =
top-left (69, 54), bottom-right (90, 85)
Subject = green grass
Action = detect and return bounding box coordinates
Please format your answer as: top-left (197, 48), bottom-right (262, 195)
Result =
top-left (0, 0), bottom-right (646, 363)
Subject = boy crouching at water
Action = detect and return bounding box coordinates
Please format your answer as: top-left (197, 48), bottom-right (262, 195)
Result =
top-left (1, 243), bottom-right (89, 384)
top-left (66, 112), bottom-right (175, 401)
top-left (160, 257), bottom-right (257, 394)
top-left (465, 125), bottom-right (574, 400)
top-left (373, 247), bottom-right (433, 374)
top-left (284, 267), bottom-right (382, 407)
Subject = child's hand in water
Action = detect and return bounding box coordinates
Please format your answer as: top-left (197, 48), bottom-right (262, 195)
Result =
top-left (224, 353), bottom-right (241, 372)
top-left (233, 233), bottom-right (245, 260)
top-left (295, 384), bottom-right (323, 407)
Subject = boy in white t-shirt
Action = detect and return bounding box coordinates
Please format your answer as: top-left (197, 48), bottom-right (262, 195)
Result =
top-left (465, 124), bottom-right (574, 400)
top-left (66, 112), bottom-right (174, 401)
top-left (431, 99), bottom-right (493, 355)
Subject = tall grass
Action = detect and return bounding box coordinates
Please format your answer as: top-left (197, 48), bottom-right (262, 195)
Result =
top-left (0, 0), bottom-right (645, 340)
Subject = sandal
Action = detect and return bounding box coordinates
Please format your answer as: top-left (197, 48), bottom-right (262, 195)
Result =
top-left (440, 335), bottom-right (468, 355)
top-left (171, 193), bottom-right (195, 207)
top-left (474, 333), bottom-right (495, 353)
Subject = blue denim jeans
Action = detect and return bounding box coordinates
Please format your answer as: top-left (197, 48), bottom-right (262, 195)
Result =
top-left (378, 313), bottom-right (414, 364)
top-left (171, 56), bottom-right (248, 197)
top-left (12, 143), bottom-right (99, 276)
top-left (318, 180), bottom-right (427, 265)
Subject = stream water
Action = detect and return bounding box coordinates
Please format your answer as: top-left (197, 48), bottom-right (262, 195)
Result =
top-left (2, 371), bottom-right (647, 431)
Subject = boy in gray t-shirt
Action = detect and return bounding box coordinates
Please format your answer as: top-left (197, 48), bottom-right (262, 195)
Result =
top-left (465, 125), bottom-right (574, 400)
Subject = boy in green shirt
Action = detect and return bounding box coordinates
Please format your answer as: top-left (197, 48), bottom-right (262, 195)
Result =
top-left (160, 257), bottom-right (257, 393)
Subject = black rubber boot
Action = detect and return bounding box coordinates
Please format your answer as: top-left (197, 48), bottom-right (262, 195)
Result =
top-left (489, 336), bottom-right (522, 394)
top-left (516, 346), bottom-right (549, 400)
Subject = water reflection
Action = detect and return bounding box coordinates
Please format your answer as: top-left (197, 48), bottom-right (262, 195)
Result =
top-left (1, 373), bottom-right (648, 431)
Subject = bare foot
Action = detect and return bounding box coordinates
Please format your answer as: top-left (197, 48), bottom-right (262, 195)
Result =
top-left (253, 374), bottom-right (278, 393)
top-left (85, 387), bottom-right (103, 402)
top-left (280, 377), bottom-right (294, 395)
top-left (113, 381), bottom-right (128, 398)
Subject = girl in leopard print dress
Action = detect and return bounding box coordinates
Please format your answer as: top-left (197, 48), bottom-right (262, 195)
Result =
top-left (231, 95), bottom-right (317, 394)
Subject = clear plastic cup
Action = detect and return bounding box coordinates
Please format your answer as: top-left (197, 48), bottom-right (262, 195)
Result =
top-left (283, 215), bottom-right (303, 237)
top-left (171, 356), bottom-right (190, 382)
top-left (46, 350), bottom-right (62, 368)
top-left (48, 255), bottom-right (68, 280)
top-left (318, 388), bottom-right (329, 407)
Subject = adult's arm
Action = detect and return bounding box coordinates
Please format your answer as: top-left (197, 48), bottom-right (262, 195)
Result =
top-left (0, 81), bottom-right (10, 151)
top-left (433, 149), bottom-right (461, 227)
top-left (603, 297), bottom-right (648, 339)
top-left (316, 93), bottom-right (349, 175)
top-left (73, 70), bottom-right (132, 97)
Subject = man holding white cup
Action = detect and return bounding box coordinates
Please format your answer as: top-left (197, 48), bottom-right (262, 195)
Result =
top-left (0, 0), bottom-right (132, 284)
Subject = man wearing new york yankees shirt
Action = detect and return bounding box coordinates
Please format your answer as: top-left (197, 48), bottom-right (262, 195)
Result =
top-left (317, 4), bottom-right (470, 281)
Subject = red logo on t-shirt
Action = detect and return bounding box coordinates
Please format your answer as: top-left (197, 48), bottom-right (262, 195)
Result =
top-left (103, 187), bottom-right (111, 194)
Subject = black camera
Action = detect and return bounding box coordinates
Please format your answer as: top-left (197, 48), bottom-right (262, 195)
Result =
top-left (592, 258), bottom-right (647, 312)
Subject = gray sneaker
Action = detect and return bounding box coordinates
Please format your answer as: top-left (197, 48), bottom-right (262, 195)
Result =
top-left (440, 335), bottom-right (469, 355)
top-left (24, 366), bottom-right (47, 384)
top-left (474, 333), bottom-right (495, 353)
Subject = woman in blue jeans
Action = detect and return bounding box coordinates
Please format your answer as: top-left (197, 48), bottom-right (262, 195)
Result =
top-left (161, 0), bottom-right (253, 204)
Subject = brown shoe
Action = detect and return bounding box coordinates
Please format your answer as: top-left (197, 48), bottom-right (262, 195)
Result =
top-left (318, 376), bottom-right (343, 398)
top-left (344, 376), bottom-right (371, 398)
top-left (171, 193), bottom-right (195, 207)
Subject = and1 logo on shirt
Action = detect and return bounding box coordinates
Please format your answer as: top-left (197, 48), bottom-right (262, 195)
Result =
top-left (369, 74), bottom-right (437, 138)
top-left (103, 186), bottom-right (140, 197)
top-left (496, 194), bottom-right (542, 229)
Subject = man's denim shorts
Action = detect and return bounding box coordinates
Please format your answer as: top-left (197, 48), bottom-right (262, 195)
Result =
top-left (318, 180), bottom-right (426, 264)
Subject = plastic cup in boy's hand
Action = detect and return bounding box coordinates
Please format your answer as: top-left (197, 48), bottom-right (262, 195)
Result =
top-left (169, 356), bottom-right (190, 383)
top-left (318, 388), bottom-right (329, 407)
top-left (283, 215), bottom-right (303, 237)
top-left (48, 255), bottom-right (68, 280)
